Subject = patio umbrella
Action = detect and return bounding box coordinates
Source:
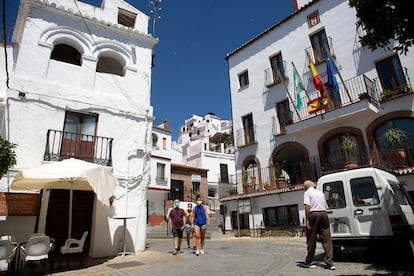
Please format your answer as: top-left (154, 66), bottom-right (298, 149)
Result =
top-left (11, 158), bottom-right (119, 238)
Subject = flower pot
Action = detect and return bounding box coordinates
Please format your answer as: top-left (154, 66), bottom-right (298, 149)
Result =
top-left (389, 149), bottom-right (407, 167)
top-left (343, 161), bottom-right (358, 170)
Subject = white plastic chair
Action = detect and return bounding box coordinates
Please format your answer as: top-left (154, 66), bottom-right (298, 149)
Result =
top-left (60, 231), bottom-right (88, 267)
top-left (0, 239), bottom-right (18, 274)
top-left (19, 235), bottom-right (51, 276)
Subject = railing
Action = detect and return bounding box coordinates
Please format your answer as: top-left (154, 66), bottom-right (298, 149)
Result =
top-left (156, 177), bottom-right (168, 185)
top-left (44, 129), bottom-right (113, 166)
top-left (272, 74), bottom-right (380, 134)
top-left (219, 140), bottom-right (414, 198)
top-left (235, 125), bottom-right (257, 148)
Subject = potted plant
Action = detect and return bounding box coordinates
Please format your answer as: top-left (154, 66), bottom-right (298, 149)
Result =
top-left (380, 123), bottom-right (410, 166)
top-left (109, 195), bottom-right (116, 206)
top-left (242, 171), bottom-right (252, 193)
top-left (274, 161), bottom-right (286, 188)
top-left (340, 134), bottom-right (359, 169)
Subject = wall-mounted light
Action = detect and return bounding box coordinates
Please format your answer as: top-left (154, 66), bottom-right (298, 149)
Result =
top-left (18, 92), bottom-right (26, 99)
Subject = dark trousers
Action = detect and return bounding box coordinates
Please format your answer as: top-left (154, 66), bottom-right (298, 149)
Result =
top-left (305, 211), bottom-right (333, 265)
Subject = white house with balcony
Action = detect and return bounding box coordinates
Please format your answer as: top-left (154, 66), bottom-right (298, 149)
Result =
top-left (0, 0), bottom-right (157, 257)
top-left (222, 0), bottom-right (414, 235)
top-left (177, 113), bottom-right (235, 210)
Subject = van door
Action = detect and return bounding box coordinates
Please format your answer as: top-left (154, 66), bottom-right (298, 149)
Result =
top-left (322, 180), bottom-right (356, 237)
top-left (389, 181), bottom-right (414, 230)
top-left (349, 176), bottom-right (392, 237)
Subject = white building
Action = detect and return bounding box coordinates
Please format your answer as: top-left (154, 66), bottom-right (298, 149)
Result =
top-left (0, 0), bottom-right (157, 257)
top-left (222, 0), bottom-right (414, 234)
top-left (148, 119), bottom-right (175, 226)
top-left (177, 113), bottom-right (235, 210)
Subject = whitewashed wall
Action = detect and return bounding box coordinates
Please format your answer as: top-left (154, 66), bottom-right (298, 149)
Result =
top-left (1, 0), bottom-right (157, 257)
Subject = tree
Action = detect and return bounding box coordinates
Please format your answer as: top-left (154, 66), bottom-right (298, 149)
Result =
top-left (349, 0), bottom-right (413, 54)
top-left (0, 136), bottom-right (17, 178)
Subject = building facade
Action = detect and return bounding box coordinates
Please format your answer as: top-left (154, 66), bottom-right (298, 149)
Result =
top-left (0, 0), bottom-right (157, 257)
top-left (222, 0), bottom-right (414, 235)
top-left (178, 113), bottom-right (235, 211)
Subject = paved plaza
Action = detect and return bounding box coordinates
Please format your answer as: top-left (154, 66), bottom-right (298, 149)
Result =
top-left (44, 237), bottom-right (414, 276)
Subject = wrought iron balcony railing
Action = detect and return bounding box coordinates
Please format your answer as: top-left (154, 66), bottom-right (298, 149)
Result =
top-left (272, 74), bottom-right (380, 135)
top-left (44, 129), bottom-right (113, 166)
top-left (219, 140), bottom-right (414, 198)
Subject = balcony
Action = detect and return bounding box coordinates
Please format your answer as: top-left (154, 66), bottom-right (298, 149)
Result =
top-left (272, 74), bottom-right (382, 135)
top-left (235, 125), bottom-right (257, 148)
top-left (219, 140), bottom-right (414, 198)
top-left (44, 129), bottom-right (113, 166)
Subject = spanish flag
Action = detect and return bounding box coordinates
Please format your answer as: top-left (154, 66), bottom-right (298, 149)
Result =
top-left (307, 53), bottom-right (324, 93)
top-left (307, 97), bottom-right (328, 114)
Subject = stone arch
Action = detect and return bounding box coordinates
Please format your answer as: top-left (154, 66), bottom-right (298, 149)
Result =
top-left (241, 155), bottom-right (262, 190)
top-left (366, 110), bottom-right (414, 166)
top-left (270, 142), bottom-right (312, 186)
top-left (39, 26), bottom-right (93, 56)
top-left (318, 126), bottom-right (367, 171)
top-left (92, 41), bottom-right (135, 67)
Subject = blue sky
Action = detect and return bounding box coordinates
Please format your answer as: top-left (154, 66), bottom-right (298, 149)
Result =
top-left (2, 0), bottom-right (294, 140)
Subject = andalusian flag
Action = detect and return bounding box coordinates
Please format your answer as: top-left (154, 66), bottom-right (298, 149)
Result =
top-left (307, 53), bottom-right (324, 93)
top-left (293, 67), bottom-right (304, 109)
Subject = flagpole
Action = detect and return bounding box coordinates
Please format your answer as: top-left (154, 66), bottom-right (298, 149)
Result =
top-left (336, 65), bottom-right (352, 102)
top-left (277, 69), bottom-right (301, 120)
top-left (324, 46), bottom-right (352, 102)
top-left (291, 62), bottom-right (311, 101)
top-left (306, 51), bottom-right (332, 110)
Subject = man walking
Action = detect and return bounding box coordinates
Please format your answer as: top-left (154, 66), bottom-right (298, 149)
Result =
top-left (302, 180), bottom-right (335, 270)
top-left (168, 198), bottom-right (187, 255)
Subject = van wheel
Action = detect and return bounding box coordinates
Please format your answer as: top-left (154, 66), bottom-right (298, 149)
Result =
top-left (333, 246), bottom-right (342, 260)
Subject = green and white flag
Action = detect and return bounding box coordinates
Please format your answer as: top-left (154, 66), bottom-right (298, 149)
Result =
top-left (293, 67), bottom-right (304, 109)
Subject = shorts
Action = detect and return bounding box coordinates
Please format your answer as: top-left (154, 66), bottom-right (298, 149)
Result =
top-left (185, 224), bottom-right (192, 234)
top-left (193, 224), bottom-right (207, 230)
top-left (172, 228), bottom-right (183, 238)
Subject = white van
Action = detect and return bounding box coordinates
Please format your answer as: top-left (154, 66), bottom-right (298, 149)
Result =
top-left (316, 167), bottom-right (414, 257)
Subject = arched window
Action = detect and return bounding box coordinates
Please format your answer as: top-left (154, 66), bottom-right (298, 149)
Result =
top-left (96, 55), bottom-right (124, 76)
top-left (50, 44), bottom-right (81, 66)
top-left (325, 133), bottom-right (362, 170)
top-left (374, 118), bottom-right (413, 167)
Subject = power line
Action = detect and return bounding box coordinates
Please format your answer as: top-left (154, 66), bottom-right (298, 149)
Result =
top-left (2, 0), bottom-right (10, 88)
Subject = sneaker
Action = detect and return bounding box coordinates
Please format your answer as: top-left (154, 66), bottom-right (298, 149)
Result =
top-left (188, 245), bottom-right (190, 249)
top-left (172, 249), bottom-right (177, 255)
top-left (299, 262), bottom-right (316, 268)
top-left (195, 249), bottom-right (200, 256)
top-left (200, 249), bottom-right (205, 255)
top-left (327, 264), bottom-right (335, 270)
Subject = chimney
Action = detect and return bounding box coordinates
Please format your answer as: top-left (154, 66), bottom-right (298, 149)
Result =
top-left (163, 119), bottom-right (169, 130)
top-left (292, 0), bottom-right (298, 11)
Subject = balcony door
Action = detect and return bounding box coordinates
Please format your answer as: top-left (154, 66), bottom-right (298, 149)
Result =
top-left (242, 114), bottom-right (255, 145)
top-left (61, 111), bottom-right (98, 161)
top-left (375, 54), bottom-right (405, 91)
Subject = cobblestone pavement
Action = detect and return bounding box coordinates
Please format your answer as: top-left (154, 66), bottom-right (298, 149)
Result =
top-left (44, 237), bottom-right (414, 275)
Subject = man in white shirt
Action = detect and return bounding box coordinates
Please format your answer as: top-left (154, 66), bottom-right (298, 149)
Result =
top-left (302, 180), bottom-right (335, 270)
